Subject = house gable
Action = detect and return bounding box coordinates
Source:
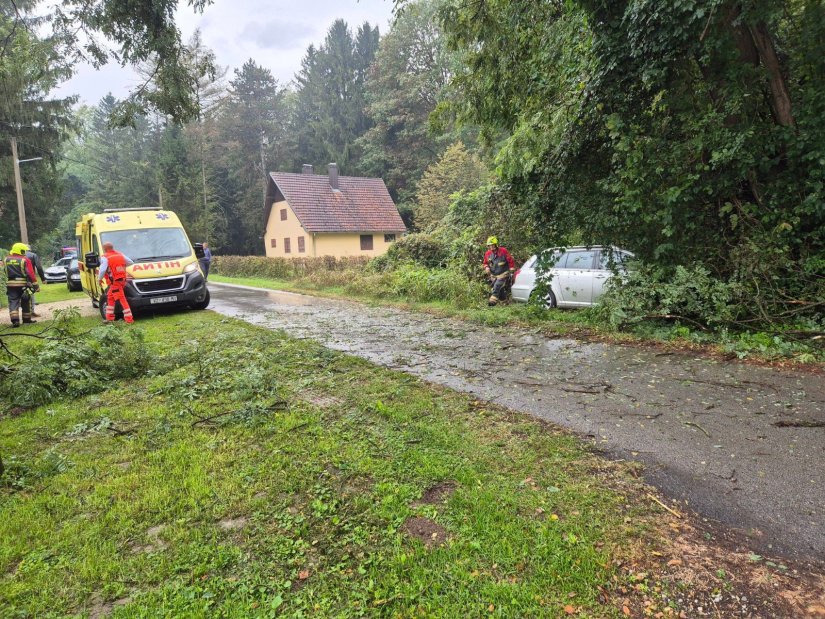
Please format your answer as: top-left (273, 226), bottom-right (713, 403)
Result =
top-left (264, 199), bottom-right (311, 258)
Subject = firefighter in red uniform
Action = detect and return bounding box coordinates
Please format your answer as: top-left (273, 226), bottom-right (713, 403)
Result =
top-left (4, 242), bottom-right (39, 327)
top-left (97, 241), bottom-right (135, 323)
top-left (482, 236), bottom-right (515, 306)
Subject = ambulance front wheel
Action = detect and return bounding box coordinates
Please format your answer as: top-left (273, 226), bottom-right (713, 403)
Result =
top-left (191, 289), bottom-right (210, 310)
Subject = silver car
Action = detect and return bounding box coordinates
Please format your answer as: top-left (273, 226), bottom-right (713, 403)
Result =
top-left (511, 246), bottom-right (633, 307)
top-left (43, 256), bottom-right (73, 283)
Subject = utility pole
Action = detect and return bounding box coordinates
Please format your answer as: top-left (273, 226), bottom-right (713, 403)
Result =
top-left (260, 129), bottom-right (267, 208)
top-left (11, 137), bottom-right (27, 244)
top-left (10, 137), bottom-right (43, 245)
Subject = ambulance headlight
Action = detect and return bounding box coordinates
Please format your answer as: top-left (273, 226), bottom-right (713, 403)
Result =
top-left (184, 262), bottom-right (200, 274)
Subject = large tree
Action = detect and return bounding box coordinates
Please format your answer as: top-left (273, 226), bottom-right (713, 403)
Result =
top-left (213, 60), bottom-right (288, 254)
top-left (292, 20), bottom-right (380, 171)
top-left (358, 0), bottom-right (456, 202)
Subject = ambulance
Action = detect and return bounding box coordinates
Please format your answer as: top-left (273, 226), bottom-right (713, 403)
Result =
top-left (76, 208), bottom-right (209, 317)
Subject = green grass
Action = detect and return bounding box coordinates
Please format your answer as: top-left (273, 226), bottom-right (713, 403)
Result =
top-left (0, 312), bottom-right (661, 618)
top-left (32, 282), bottom-right (87, 305)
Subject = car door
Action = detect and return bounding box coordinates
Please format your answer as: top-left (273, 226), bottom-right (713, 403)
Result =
top-left (592, 249), bottom-right (631, 303)
top-left (556, 250), bottom-right (597, 306)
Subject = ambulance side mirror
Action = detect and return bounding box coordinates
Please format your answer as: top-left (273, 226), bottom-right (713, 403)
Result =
top-left (84, 252), bottom-right (100, 269)
top-left (193, 243), bottom-right (205, 259)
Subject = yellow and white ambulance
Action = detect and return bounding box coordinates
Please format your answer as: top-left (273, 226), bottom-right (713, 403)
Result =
top-left (75, 208), bottom-right (209, 316)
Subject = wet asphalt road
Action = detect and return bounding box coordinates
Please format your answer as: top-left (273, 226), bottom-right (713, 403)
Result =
top-left (207, 283), bottom-right (825, 563)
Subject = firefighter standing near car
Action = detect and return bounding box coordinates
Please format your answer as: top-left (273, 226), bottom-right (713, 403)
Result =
top-left (4, 243), bottom-right (39, 327)
top-left (97, 241), bottom-right (135, 323)
top-left (482, 236), bottom-right (515, 306)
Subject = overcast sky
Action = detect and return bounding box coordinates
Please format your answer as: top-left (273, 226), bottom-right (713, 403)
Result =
top-left (54, 0), bottom-right (395, 106)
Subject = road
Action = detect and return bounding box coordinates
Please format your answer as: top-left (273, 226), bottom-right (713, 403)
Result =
top-left (208, 282), bottom-right (825, 563)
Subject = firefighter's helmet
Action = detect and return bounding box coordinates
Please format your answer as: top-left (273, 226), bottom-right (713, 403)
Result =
top-left (486, 236), bottom-right (498, 246)
top-left (11, 242), bottom-right (30, 255)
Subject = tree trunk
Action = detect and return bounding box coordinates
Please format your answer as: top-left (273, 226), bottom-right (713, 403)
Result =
top-left (726, 4), bottom-right (794, 127)
top-left (749, 21), bottom-right (795, 127)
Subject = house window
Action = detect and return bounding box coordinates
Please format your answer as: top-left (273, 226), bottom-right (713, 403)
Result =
top-left (280, 209), bottom-right (287, 221)
top-left (384, 234), bottom-right (396, 243)
top-left (360, 235), bottom-right (374, 251)
top-left (270, 238), bottom-right (277, 248)
top-left (284, 238), bottom-right (291, 254)
top-left (298, 236), bottom-right (306, 253)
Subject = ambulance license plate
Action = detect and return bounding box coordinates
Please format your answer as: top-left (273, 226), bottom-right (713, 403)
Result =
top-left (150, 295), bottom-right (178, 304)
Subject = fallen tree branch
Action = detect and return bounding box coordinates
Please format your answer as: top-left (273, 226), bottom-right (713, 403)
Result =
top-left (646, 493), bottom-right (683, 518)
top-left (683, 421), bottom-right (710, 437)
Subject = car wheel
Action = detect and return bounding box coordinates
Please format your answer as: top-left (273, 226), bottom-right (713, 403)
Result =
top-left (191, 289), bottom-right (210, 310)
top-left (530, 289), bottom-right (557, 309)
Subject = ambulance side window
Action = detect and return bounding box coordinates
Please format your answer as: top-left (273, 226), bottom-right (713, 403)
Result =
top-left (92, 236), bottom-right (99, 255)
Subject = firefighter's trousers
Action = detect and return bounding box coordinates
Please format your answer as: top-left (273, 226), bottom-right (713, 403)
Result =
top-left (7, 286), bottom-right (33, 325)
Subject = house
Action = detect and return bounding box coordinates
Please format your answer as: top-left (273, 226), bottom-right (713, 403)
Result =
top-left (263, 163), bottom-right (406, 258)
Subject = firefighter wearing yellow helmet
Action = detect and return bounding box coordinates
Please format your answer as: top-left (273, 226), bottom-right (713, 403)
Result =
top-left (482, 236), bottom-right (515, 306)
top-left (4, 242), bottom-right (39, 327)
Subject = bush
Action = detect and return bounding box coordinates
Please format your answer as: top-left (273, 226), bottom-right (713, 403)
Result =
top-left (388, 264), bottom-right (487, 308)
top-left (213, 255), bottom-right (372, 280)
top-left (596, 264), bottom-right (745, 330)
top-left (371, 233), bottom-right (450, 270)
top-left (0, 322), bottom-right (153, 408)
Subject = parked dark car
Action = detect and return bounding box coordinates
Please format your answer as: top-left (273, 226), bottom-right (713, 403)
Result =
top-left (66, 258), bottom-right (82, 292)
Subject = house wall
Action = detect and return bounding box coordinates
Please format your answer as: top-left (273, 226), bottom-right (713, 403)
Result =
top-left (314, 233), bottom-right (396, 258)
top-left (265, 200), bottom-right (312, 258)
top-left (264, 199), bottom-right (399, 259)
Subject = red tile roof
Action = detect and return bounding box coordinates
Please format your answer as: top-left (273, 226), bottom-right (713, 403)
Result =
top-left (267, 172), bottom-right (406, 234)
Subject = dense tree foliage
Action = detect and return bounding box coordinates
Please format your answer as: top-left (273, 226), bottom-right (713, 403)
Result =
top-left (428, 0), bottom-right (824, 326)
top-left (414, 141), bottom-right (487, 231)
top-left (357, 0), bottom-right (455, 202)
top-left (0, 3), bottom-right (75, 248)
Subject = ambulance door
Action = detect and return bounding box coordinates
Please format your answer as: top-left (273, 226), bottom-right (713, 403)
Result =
top-left (84, 222), bottom-right (102, 301)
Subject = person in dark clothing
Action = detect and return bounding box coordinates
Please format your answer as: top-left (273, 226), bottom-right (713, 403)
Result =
top-left (25, 249), bottom-right (45, 317)
top-left (4, 243), bottom-right (39, 327)
top-left (199, 242), bottom-right (212, 281)
top-left (482, 236), bottom-right (515, 306)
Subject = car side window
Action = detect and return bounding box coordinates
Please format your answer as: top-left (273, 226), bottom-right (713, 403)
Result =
top-left (565, 251), bottom-right (596, 270)
top-left (600, 250), bottom-right (632, 270)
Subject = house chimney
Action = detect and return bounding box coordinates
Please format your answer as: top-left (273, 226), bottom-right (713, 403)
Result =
top-left (328, 163), bottom-right (339, 190)
top-left (302, 164), bottom-right (313, 175)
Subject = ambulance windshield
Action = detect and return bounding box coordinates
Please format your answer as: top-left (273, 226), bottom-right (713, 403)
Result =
top-left (101, 228), bottom-right (191, 262)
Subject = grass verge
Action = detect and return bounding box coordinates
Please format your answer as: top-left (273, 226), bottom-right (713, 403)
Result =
top-left (1, 313), bottom-right (820, 617)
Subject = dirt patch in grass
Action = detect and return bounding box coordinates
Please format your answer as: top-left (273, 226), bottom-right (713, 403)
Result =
top-left (400, 516), bottom-right (448, 549)
top-left (218, 516), bottom-right (248, 531)
top-left (301, 392), bottom-right (344, 409)
top-left (411, 481), bottom-right (457, 508)
top-left (87, 593), bottom-right (130, 619)
top-left (130, 524), bottom-right (167, 554)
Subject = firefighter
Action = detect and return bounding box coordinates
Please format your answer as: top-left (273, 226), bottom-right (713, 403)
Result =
top-left (4, 242), bottom-right (39, 327)
top-left (482, 236), bottom-right (515, 306)
top-left (97, 241), bottom-right (135, 323)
